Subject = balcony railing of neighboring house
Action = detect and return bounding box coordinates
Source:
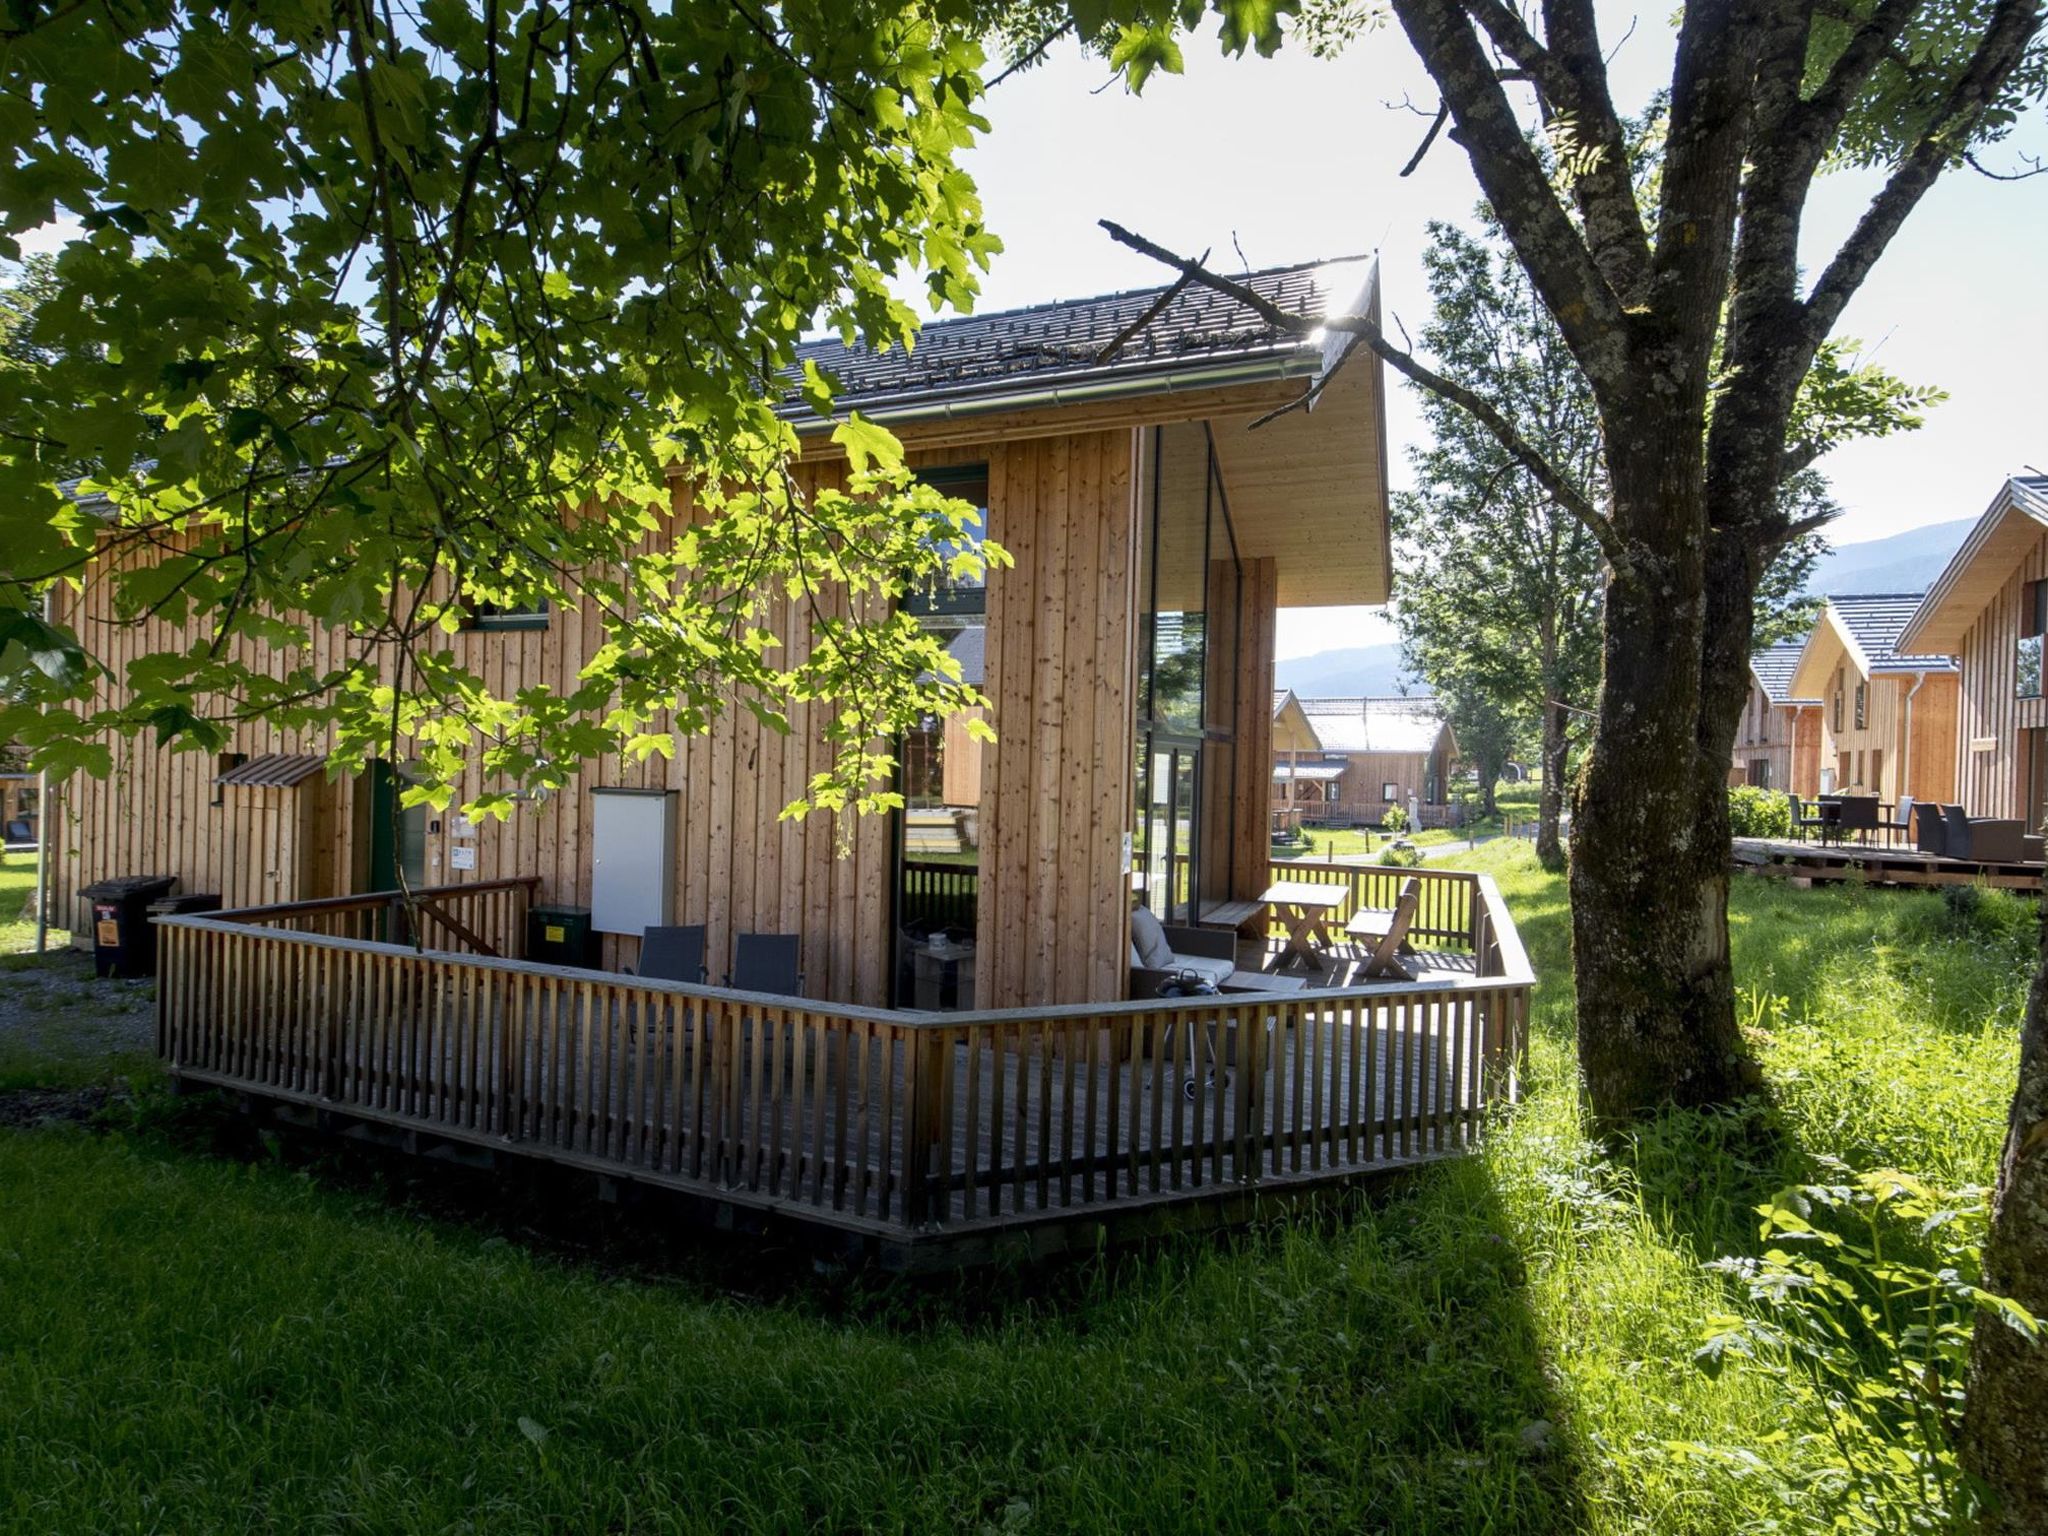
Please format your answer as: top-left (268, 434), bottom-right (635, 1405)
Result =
top-left (899, 860), bottom-right (978, 934)
top-left (154, 868), bottom-right (1531, 1269)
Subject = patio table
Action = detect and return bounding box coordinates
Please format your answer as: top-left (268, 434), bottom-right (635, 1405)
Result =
top-left (1257, 880), bottom-right (1348, 972)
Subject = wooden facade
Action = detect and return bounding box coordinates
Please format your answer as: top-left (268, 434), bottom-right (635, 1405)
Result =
top-left (1788, 601), bottom-right (1958, 807)
top-left (43, 366), bottom-right (1372, 1013)
top-left (1271, 698), bottom-right (1459, 829)
top-left (1729, 676), bottom-right (1821, 796)
top-left (1896, 478), bottom-right (2048, 825)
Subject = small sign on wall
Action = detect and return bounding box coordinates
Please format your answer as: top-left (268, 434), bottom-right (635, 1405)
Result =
top-left (451, 813), bottom-right (477, 839)
top-left (449, 846), bottom-right (477, 872)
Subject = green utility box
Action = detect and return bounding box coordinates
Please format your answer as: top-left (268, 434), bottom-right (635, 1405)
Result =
top-left (526, 903), bottom-right (599, 968)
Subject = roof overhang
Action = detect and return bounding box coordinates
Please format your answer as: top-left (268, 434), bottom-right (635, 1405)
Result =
top-left (1789, 604), bottom-right (1865, 697)
top-left (215, 752), bottom-right (326, 788)
top-left (1896, 479), bottom-right (2048, 654)
top-left (1207, 266), bottom-right (1392, 607)
top-left (794, 265), bottom-right (1393, 610)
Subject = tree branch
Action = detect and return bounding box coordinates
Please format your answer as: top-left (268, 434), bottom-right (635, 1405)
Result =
top-left (1804, 0), bottom-right (2047, 341)
top-left (1386, 0), bottom-right (1635, 403)
top-left (1099, 220), bottom-right (1624, 565)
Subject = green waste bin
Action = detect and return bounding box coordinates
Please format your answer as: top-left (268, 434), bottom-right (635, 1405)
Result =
top-left (527, 904), bottom-right (598, 968)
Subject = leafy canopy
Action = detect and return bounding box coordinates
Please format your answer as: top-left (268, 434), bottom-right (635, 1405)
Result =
top-left (0, 0), bottom-right (1028, 816)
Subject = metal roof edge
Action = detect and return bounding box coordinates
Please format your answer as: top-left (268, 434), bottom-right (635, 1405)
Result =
top-left (1896, 477), bottom-right (2048, 654)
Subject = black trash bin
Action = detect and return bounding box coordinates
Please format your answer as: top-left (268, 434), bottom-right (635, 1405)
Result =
top-left (81, 875), bottom-right (177, 978)
top-left (527, 903), bottom-right (598, 968)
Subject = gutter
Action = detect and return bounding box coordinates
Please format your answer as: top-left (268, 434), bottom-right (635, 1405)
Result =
top-left (786, 349), bottom-right (1319, 435)
top-left (32, 589), bottom-right (52, 954)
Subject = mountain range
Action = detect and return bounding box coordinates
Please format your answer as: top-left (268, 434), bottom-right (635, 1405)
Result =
top-left (1804, 517), bottom-right (1974, 596)
top-left (1274, 642), bottom-right (1415, 699)
top-left (1273, 518), bottom-right (1978, 699)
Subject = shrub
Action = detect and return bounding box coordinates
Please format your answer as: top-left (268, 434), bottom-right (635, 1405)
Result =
top-left (1377, 842), bottom-right (1422, 868)
top-left (1729, 785), bottom-right (1793, 839)
top-left (1689, 1165), bottom-right (2039, 1533)
top-left (1380, 804), bottom-right (1410, 834)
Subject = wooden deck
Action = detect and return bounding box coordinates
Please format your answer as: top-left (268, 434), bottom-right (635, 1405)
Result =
top-left (1731, 836), bottom-right (2045, 890)
top-left (155, 867), bottom-right (1531, 1269)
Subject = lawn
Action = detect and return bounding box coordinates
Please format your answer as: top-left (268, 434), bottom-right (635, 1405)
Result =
top-left (0, 844), bottom-right (2029, 1533)
top-left (0, 843), bottom-right (68, 954)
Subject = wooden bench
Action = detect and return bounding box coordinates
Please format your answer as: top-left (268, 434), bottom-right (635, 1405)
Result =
top-left (1196, 899), bottom-right (1263, 931)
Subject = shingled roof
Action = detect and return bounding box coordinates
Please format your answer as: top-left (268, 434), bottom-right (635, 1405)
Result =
top-left (1750, 640), bottom-right (1817, 705)
top-left (789, 259), bottom-right (1357, 418)
top-left (1828, 594), bottom-right (1959, 673)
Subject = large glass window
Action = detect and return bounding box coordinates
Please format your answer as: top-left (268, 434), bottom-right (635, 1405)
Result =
top-left (1132, 425), bottom-right (1245, 928)
top-left (893, 467), bottom-right (987, 1011)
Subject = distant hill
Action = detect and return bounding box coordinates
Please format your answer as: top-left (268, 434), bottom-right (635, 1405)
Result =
top-left (1808, 518), bottom-right (1972, 596)
top-left (1275, 642), bottom-right (1418, 698)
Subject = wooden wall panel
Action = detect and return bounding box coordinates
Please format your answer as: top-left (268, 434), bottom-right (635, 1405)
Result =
top-left (46, 428), bottom-right (1143, 1010)
top-left (974, 428), bottom-right (1139, 1009)
top-left (1952, 529), bottom-right (2048, 820)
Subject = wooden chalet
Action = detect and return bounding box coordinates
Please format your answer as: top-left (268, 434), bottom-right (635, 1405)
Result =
top-left (1270, 695), bottom-right (1460, 830)
top-left (34, 260), bottom-right (1536, 1265)
top-left (1785, 594), bottom-right (1959, 806)
top-left (49, 259), bottom-right (1397, 1012)
top-left (1728, 639), bottom-right (1821, 795)
top-left (1896, 474), bottom-right (2048, 825)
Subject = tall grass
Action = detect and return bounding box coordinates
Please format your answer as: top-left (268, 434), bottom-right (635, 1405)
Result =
top-left (0, 843), bottom-right (2027, 1534)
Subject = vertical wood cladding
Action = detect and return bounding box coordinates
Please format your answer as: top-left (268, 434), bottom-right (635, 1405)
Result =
top-left (49, 429), bottom-right (1142, 1010)
top-left (974, 429), bottom-right (1140, 1008)
top-left (1954, 529), bottom-right (2048, 819)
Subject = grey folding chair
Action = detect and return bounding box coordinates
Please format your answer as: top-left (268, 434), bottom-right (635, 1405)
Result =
top-left (730, 933), bottom-right (804, 997)
top-left (639, 924), bottom-right (707, 983)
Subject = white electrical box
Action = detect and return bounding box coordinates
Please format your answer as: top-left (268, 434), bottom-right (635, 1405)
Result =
top-left (590, 788), bottom-right (676, 935)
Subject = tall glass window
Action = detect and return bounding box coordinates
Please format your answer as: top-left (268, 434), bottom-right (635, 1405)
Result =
top-left (1132, 424), bottom-right (1244, 926)
top-left (893, 466), bottom-right (987, 1010)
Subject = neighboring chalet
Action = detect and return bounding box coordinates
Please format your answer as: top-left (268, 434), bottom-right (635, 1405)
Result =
top-left (1896, 475), bottom-right (2048, 828)
top-left (1270, 694), bottom-right (1460, 829)
top-left (1729, 639), bottom-right (1821, 795)
top-left (1786, 594), bottom-right (1959, 805)
top-left (47, 260), bottom-right (1398, 1013)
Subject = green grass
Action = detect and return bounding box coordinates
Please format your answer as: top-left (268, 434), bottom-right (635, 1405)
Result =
top-left (0, 844), bottom-right (65, 953)
top-left (0, 845), bottom-right (2028, 1533)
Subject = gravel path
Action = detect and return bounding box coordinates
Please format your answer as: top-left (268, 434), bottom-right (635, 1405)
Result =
top-left (0, 948), bottom-right (157, 1071)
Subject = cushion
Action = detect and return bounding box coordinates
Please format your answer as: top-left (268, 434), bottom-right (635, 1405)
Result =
top-left (1177, 953), bottom-right (1235, 986)
top-left (1129, 905), bottom-right (1174, 970)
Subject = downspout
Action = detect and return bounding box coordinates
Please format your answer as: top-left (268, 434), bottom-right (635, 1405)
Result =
top-left (1902, 670), bottom-right (1928, 805)
top-left (32, 588), bottom-right (52, 954)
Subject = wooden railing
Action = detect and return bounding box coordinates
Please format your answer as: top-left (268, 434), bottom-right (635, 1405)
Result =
top-left (1265, 861), bottom-right (1479, 950)
top-left (212, 878), bottom-right (537, 959)
top-left (155, 875), bottom-right (1530, 1254)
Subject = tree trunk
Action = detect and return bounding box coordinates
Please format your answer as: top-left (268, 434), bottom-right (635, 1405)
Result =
top-left (1961, 914), bottom-right (2048, 1532)
top-left (1570, 428), bottom-right (1757, 1127)
top-left (1535, 698), bottom-right (1568, 869)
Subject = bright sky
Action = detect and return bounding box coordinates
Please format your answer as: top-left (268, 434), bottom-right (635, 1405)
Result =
top-left (958, 19), bottom-right (2048, 660)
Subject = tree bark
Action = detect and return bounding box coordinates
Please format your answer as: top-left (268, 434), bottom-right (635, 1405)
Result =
top-left (1536, 698), bottom-right (1568, 869)
top-left (1569, 415), bottom-right (1759, 1126)
top-left (1961, 913), bottom-right (2048, 1532)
